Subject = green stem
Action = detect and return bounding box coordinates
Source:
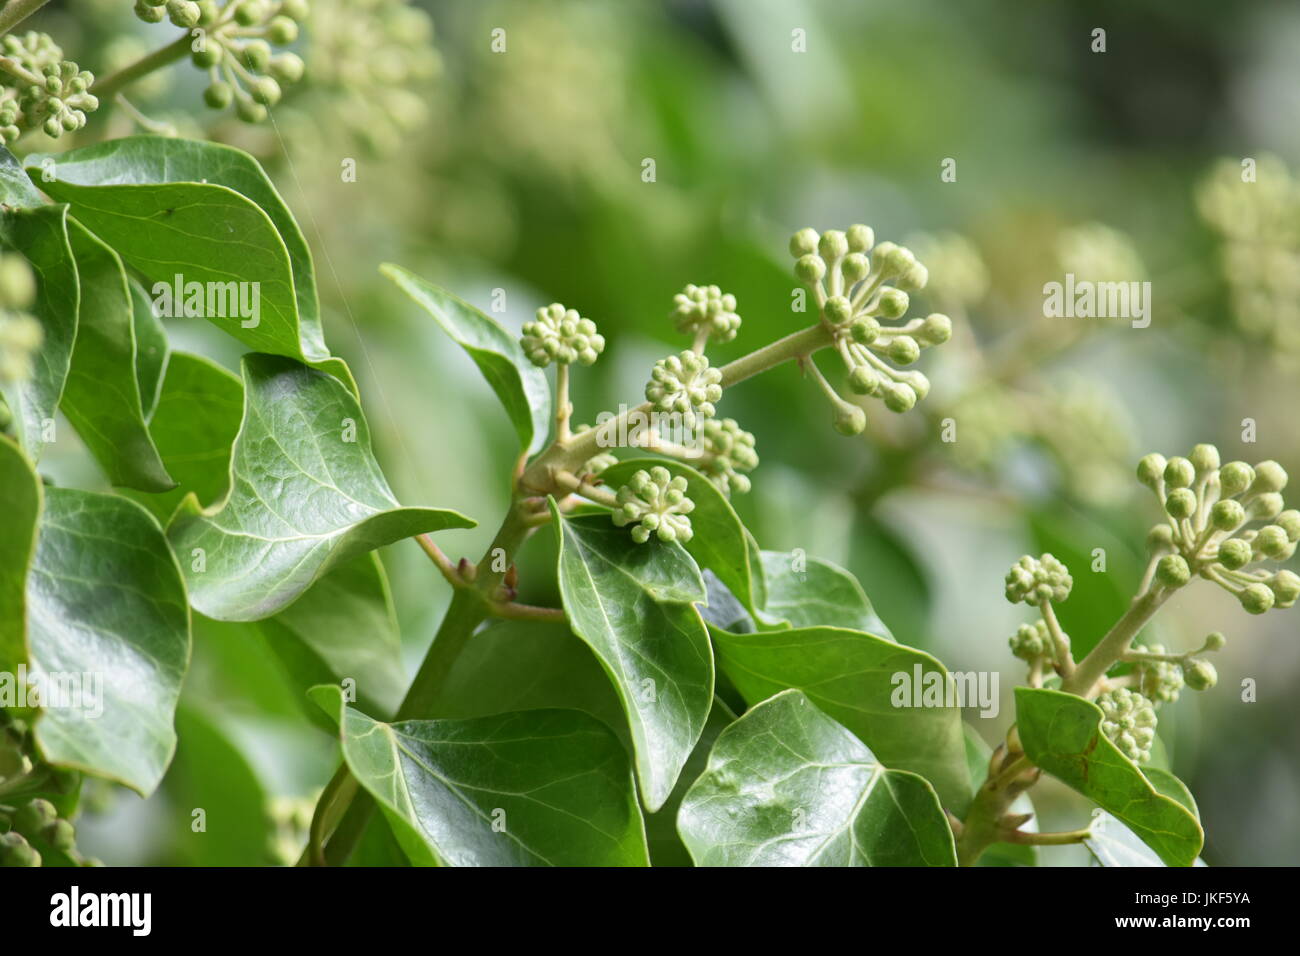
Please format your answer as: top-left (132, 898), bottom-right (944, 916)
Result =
top-left (1061, 588), bottom-right (1171, 698)
top-left (93, 33), bottom-right (192, 101)
top-left (0, 0), bottom-right (51, 36)
top-left (955, 753), bottom-right (1035, 866)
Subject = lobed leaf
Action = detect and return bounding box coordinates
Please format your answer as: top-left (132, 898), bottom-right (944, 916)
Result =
top-left (0, 435), bottom-right (41, 674)
top-left (167, 354), bottom-right (474, 621)
top-left (677, 689), bottom-right (956, 866)
top-left (757, 548), bottom-right (892, 636)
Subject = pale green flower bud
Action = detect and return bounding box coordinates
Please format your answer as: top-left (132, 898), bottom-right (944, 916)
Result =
top-left (795, 254), bottom-right (826, 284)
top-left (1164, 456), bottom-right (1195, 489)
top-left (897, 262), bottom-right (929, 292)
top-left (1183, 659), bottom-right (1217, 691)
top-left (1210, 499), bottom-right (1245, 531)
top-left (882, 382), bottom-right (916, 414)
top-left (1190, 443), bottom-right (1221, 475)
top-left (241, 40), bottom-right (272, 72)
top-left (612, 466), bottom-right (695, 544)
top-left (1269, 569), bottom-right (1300, 608)
top-left (818, 230), bottom-right (848, 261)
top-left (167, 0), bottom-right (201, 27)
top-left (1156, 554), bottom-right (1191, 589)
top-left (1146, 524), bottom-right (1174, 553)
top-left (522, 304), bottom-right (605, 367)
top-left (266, 15), bottom-right (298, 44)
top-left (875, 288), bottom-right (908, 319)
top-left (833, 402), bottom-right (867, 435)
top-left (1137, 453), bottom-right (1167, 490)
top-left (1251, 460), bottom-right (1288, 494)
top-left (887, 335), bottom-right (920, 366)
top-left (134, 0), bottom-right (166, 22)
top-left (1004, 553), bottom-right (1073, 605)
top-left (192, 41), bottom-right (225, 69)
top-left (896, 370), bottom-right (930, 402)
top-left (1216, 537), bottom-right (1252, 570)
top-left (1240, 582), bottom-right (1275, 614)
top-left (672, 284), bottom-right (742, 343)
top-left (1204, 631), bottom-right (1227, 651)
top-left (250, 76), bottom-right (282, 106)
top-left (789, 228), bottom-right (819, 257)
top-left (1247, 492), bottom-right (1284, 521)
top-left (269, 52), bottom-right (305, 85)
top-left (842, 253), bottom-right (870, 283)
top-left (204, 81), bottom-right (233, 109)
top-left (235, 97), bottom-right (268, 123)
top-left (846, 223), bottom-right (874, 253)
top-left (847, 365), bottom-right (880, 396)
top-left (280, 0), bottom-right (309, 20)
top-left (823, 295), bottom-right (853, 325)
top-left (1097, 688), bottom-right (1157, 763)
top-left (849, 316), bottom-right (879, 345)
top-left (917, 313), bottom-right (952, 346)
top-left (1009, 619), bottom-right (1052, 661)
top-left (1137, 646), bottom-right (1183, 704)
top-left (645, 350), bottom-right (723, 428)
top-left (0, 255), bottom-right (35, 309)
top-left (1277, 509), bottom-right (1300, 541)
top-left (1164, 488), bottom-right (1197, 519)
top-left (1255, 524), bottom-right (1290, 559)
top-left (1219, 461), bottom-right (1255, 497)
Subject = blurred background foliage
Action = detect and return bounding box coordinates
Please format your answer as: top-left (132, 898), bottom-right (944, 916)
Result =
top-left (29, 0), bottom-right (1300, 864)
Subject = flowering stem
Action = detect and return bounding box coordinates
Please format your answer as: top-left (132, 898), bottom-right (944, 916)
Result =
top-left (1039, 600), bottom-right (1074, 677)
top-left (93, 33), bottom-right (192, 101)
top-left (1061, 588), bottom-right (1171, 698)
top-left (554, 364), bottom-right (571, 445)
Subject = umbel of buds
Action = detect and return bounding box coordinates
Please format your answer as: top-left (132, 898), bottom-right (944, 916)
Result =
top-left (1139, 444), bottom-right (1299, 614)
top-left (645, 350), bottom-right (723, 430)
top-left (132, 0), bottom-right (308, 123)
top-left (788, 225), bottom-right (952, 430)
top-left (611, 466), bottom-right (695, 544)
top-left (0, 254), bottom-right (42, 385)
top-left (1004, 554), bottom-right (1073, 606)
top-left (1136, 644), bottom-right (1184, 705)
top-left (697, 417), bottom-right (758, 496)
top-left (521, 304), bottom-right (605, 367)
top-left (0, 32), bottom-right (98, 144)
top-left (1009, 619), bottom-right (1052, 662)
top-left (1097, 687), bottom-right (1158, 763)
top-left (672, 284), bottom-right (741, 346)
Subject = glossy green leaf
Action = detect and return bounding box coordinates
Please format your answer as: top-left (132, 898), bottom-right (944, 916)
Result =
top-left (646, 698), bottom-right (736, 867)
top-left (312, 685), bottom-right (649, 866)
top-left (25, 489), bottom-right (191, 794)
top-left (552, 505), bottom-right (714, 811)
top-left (0, 204), bottom-right (77, 460)
top-left (758, 549), bottom-right (892, 636)
top-left (32, 146), bottom-right (350, 386)
top-left (61, 221), bottom-right (173, 491)
top-left (600, 457), bottom-right (764, 620)
top-left (1015, 687), bottom-right (1203, 866)
top-left (30, 137), bottom-right (328, 357)
top-left (129, 351), bottom-right (243, 523)
top-left (677, 689), bottom-right (956, 866)
top-left (131, 280), bottom-right (167, 419)
top-left (1084, 809), bottom-right (1207, 867)
top-left (254, 553), bottom-right (407, 718)
top-left (167, 354), bottom-right (475, 621)
top-left (382, 264), bottom-right (551, 455)
top-left (0, 435), bottom-right (41, 674)
top-left (430, 618), bottom-right (624, 735)
top-left (711, 624), bottom-right (971, 811)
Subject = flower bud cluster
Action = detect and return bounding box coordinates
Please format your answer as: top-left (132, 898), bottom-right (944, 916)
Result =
top-left (1139, 444), bottom-right (1299, 614)
top-left (521, 304), bottom-right (605, 367)
top-left (644, 350), bottom-right (722, 430)
top-left (1097, 687), bottom-right (1157, 763)
top-left (1009, 619), bottom-right (1053, 662)
top-left (789, 225), bottom-right (951, 421)
top-left (671, 284), bottom-right (741, 346)
top-left (611, 466), bottom-right (695, 544)
top-left (696, 417), bottom-right (758, 496)
top-left (132, 0), bottom-right (308, 123)
top-left (1004, 553), bottom-right (1073, 606)
top-left (0, 32), bottom-right (98, 144)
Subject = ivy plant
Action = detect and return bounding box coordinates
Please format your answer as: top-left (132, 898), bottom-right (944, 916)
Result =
top-left (0, 130), bottom-right (1293, 868)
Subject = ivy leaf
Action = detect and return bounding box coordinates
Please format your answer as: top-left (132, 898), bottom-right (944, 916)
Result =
top-left (646, 698), bottom-right (736, 867)
top-left (381, 264), bottom-right (551, 455)
top-left (0, 204), bottom-right (77, 461)
top-left (127, 351), bottom-right (243, 524)
top-left (599, 458), bottom-right (764, 620)
top-left (551, 505), bottom-right (714, 811)
top-left (253, 553), bottom-right (407, 719)
top-left (167, 354), bottom-right (475, 621)
top-left (311, 685), bottom-right (650, 866)
top-left (1015, 687), bottom-right (1203, 866)
top-left (32, 148), bottom-right (351, 386)
top-left (25, 489), bottom-right (191, 795)
top-left (31, 136), bottom-right (329, 358)
top-left (757, 549), bottom-right (892, 636)
top-left (677, 689), bottom-right (957, 866)
top-left (60, 221), bottom-right (173, 491)
top-left (1084, 809), bottom-right (1208, 867)
top-left (710, 624), bottom-right (972, 812)
top-left (131, 280), bottom-right (167, 420)
top-left (0, 435), bottom-right (41, 674)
